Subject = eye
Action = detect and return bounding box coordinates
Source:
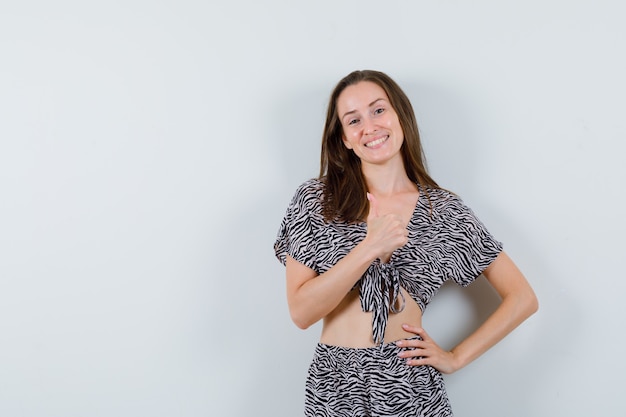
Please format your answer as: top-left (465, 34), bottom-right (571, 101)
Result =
top-left (373, 107), bottom-right (385, 115)
top-left (348, 118), bottom-right (359, 126)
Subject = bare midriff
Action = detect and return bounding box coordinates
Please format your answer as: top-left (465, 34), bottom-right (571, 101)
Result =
top-left (319, 286), bottom-right (422, 348)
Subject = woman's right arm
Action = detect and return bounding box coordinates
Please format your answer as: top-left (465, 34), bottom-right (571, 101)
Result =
top-left (285, 193), bottom-right (407, 329)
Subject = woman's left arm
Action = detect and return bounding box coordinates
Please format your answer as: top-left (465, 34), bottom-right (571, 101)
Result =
top-left (397, 251), bottom-right (538, 374)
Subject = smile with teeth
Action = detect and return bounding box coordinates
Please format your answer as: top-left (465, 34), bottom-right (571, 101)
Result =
top-left (365, 135), bottom-right (389, 148)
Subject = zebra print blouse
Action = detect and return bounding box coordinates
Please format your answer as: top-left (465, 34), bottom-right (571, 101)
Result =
top-left (274, 178), bottom-right (503, 345)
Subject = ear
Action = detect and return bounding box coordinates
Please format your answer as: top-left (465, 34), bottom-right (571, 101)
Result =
top-left (341, 133), bottom-right (353, 150)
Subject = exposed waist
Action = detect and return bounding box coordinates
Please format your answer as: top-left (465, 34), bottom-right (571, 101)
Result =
top-left (314, 335), bottom-right (422, 361)
top-left (320, 307), bottom-right (422, 348)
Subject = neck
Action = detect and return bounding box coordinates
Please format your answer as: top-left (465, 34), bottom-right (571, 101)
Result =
top-left (362, 160), bottom-right (415, 197)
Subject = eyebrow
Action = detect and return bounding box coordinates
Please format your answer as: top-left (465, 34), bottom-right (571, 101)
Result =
top-left (340, 98), bottom-right (386, 121)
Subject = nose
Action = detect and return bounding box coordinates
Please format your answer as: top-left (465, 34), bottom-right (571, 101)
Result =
top-left (363, 115), bottom-right (377, 134)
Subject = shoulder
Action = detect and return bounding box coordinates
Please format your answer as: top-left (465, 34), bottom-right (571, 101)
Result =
top-left (291, 178), bottom-right (324, 202)
top-left (294, 177), bottom-right (324, 196)
top-left (288, 178), bottom-right (326, 213)
top-left (423, 187), bottom-right (464, 211)
top-left (421, 187), bottom-right (483, 223)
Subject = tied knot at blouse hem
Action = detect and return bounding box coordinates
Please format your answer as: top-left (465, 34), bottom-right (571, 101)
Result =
top-left (360, 259), bottom-right (406, 345)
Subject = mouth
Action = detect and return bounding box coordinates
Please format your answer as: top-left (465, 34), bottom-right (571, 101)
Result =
top-left (365, 135), bottom-right (389, 148)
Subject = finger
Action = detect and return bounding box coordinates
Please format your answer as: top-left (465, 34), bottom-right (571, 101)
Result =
top-left (395, 324), bottom-right (426, 349)
top-left (405, 356), bottom-right (431, 367)
top-left (401, 324), bottom-right (426, 337)
top-left (399, 353), bottom-right (421, 361)
top-left (366, 192), bottom-right (379, 220)
top-left (397, 342), bottom-right (426, 358)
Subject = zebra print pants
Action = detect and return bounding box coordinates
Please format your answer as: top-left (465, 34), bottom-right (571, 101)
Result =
top-left (305, 339), bottom-right (453, 417)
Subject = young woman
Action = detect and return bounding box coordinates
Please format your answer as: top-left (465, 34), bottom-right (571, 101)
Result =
top-left (274, 70), bottom-right (538, 417)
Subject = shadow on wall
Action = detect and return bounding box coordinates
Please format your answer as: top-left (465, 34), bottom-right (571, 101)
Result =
top-left (272, 80), bottom-right (329, 190)
top-left (207, 83), bottom-right (331, 417)
top-left (398, 76), bottom-right (579, 415)
top-left (399, 77), bottom-right (481, 193)
top-left (431, 242), bottom-right (579, 416)
top-left (208, 188), bottom-right (311, 417)
top-left (424, 277), bottom-right (501, 350)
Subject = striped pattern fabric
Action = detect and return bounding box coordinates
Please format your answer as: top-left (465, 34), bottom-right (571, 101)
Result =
top-left (307, 339), bottom-right (453, 416)
top-left (274, 178), bottom-right (503, 345)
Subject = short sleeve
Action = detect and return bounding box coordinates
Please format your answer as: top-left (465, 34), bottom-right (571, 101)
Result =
top-left (273, 180), bottom-right (322, 271)
top-left (438, 195), bottom-right (503, 287)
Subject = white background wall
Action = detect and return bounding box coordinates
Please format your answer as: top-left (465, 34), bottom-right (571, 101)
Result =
top-left (1, 1), bottom-right (624, 416)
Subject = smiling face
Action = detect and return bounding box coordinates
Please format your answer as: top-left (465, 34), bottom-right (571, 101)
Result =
top-left (336, 81), bottom-right (405, 167)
